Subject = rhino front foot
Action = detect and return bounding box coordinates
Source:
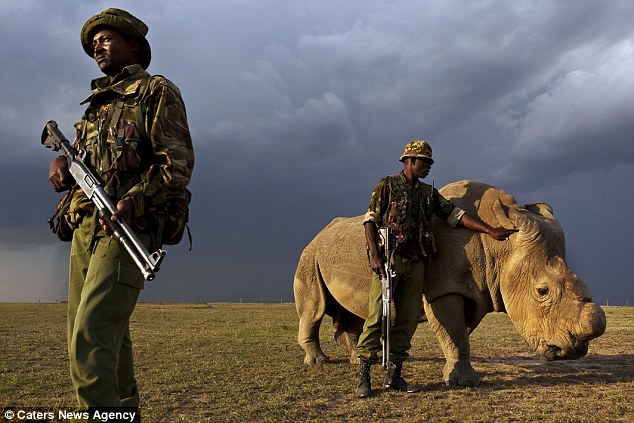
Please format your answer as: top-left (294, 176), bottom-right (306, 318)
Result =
top-left (302, 346), bottom-right (330, 365)
top-left (443, 359), bottom-right (480, 387)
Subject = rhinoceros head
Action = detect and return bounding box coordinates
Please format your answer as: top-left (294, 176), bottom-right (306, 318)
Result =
top-left (494, 200), bottom-right (606, 361)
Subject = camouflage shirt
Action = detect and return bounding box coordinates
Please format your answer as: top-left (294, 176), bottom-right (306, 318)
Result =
top-left (70, 64), bottom-right (194, 230)
top-left (363, 172), bottom-right (465, 260)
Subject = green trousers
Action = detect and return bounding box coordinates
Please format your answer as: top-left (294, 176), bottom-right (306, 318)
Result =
top-left (67, 215), bottom-right (149, 411)
top-left (357, 255), bottom-right (425, 363)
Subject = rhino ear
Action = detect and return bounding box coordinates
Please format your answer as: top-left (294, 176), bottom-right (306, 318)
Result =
top-left (525, 202), bottom-right (554, 218)
top-left (492, 198), bottom-right (519, 230)
top-left (492, 198), bottom-right (539, 235)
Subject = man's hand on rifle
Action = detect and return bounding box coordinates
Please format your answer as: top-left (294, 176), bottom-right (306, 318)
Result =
top-left (364, 222), bottom-right (387, 278)
top-left (49, 156), bottom-right (73, 192)
top-left (369, 251), bottom-right (387, 279)
top-left (99, 197), bottom-right (134, 236)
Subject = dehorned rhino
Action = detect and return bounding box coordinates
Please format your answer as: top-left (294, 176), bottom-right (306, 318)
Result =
top-left (294, 180), bottom-right (606, 386)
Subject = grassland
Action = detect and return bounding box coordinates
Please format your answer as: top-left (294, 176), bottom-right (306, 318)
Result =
top-left (1, 303), bottom-right (632, 422)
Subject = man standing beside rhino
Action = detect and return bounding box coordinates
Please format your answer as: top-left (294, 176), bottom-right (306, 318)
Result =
top-left (355, 140), bottom-right (517, 398)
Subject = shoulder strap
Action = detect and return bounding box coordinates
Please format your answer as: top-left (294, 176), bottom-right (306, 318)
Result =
top-left (133, 76), bottom-right (155, 141)
top-left (385, 174), bottom-right (395, 198)
top-left (384, 174), bottom-right (395, 214)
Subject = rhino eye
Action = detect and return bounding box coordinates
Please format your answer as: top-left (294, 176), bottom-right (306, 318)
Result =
top-left (537, 287), bottom-right (549, 296)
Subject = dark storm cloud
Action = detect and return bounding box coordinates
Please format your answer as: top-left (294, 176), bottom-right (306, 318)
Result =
top-left (0, 1), bottom-right (632, 304)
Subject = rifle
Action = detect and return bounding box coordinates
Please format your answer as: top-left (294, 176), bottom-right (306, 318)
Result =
top-left (422, 179), bottom-right (436, 257)
top-left (378, 226), bottom-right (396, 370)
top-left (42, 120), bottom-right (166, 281)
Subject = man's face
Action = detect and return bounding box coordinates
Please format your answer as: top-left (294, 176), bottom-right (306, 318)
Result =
top-left (92, 29), bottom-right (139, 76)
top-left (411, 157), bottom-right (433, 179)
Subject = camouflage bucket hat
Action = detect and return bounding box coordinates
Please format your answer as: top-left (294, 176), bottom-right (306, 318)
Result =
top-left (81, 8), bottom-right (151, 69)
top-left (399, 140), bottom-right (434, 163)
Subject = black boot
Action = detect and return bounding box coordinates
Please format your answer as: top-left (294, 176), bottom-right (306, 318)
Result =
top-left (355, 359), bottom-right (372, 398)
top-left (384, 361), bottom-right (411, 392)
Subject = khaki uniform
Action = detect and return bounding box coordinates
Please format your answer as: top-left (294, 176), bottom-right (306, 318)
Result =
top-left (357, 172), bottom-right (464, 363)
top-left (68, 216), bottom-right (150, 408)
top-left (67, 64), bottom-right (194, 409)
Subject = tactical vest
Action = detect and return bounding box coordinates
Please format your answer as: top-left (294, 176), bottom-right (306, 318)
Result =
top-left (74, 75), bottom-right (191, 247)
top-left (382, 175), bottom-right (436, 258)
top-left (75, 75), bottom-right (154, 198)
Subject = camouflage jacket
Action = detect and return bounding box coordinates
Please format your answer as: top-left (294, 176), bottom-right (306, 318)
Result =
top-left (363, 172), bottom-right (465, 260)
top-left (69, 64), bottom-right (194, 233)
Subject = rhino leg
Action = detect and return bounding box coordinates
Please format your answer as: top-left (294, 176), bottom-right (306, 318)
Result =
top-left (332, 308), bottom-right (364, 364)
top-left (298, 318), bottom-right (329, 365)
top-left (294, 253), bottom-right (330, 365)
top-left (424, 294), bottom-right (480, 387)
top-left (296, 297), bottom-right (330, 365)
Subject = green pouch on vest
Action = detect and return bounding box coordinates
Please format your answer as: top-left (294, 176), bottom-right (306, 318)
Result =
top-left (48, 188), bottom-right (77, 242)
top-left (160, 188), bottom-right (191, 247)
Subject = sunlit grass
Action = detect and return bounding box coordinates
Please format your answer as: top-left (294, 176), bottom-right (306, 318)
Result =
top-left (1, 303), bottom-right (632, 422)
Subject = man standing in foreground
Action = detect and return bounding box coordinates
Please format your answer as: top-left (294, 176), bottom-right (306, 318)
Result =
top-left (47, 9), bottom-right (194, 413)
top-left (355, 141), bottom-right (515, 397)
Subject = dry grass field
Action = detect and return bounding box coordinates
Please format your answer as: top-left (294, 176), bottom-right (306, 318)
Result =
top-left (1, 303), bottom-right (632, 422)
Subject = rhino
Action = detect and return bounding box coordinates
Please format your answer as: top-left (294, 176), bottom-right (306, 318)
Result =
top-left (294, 180), bottom-right (606, 386)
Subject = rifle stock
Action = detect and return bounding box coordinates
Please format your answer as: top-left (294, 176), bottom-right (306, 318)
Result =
top-left (42, 120), bottom-right (165, 281)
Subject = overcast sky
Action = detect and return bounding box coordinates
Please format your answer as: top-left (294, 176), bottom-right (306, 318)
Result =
top-left (0, 1), bottom-right (632, 305)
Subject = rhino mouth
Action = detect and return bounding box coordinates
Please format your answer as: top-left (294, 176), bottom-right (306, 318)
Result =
top-left (536, 340), bottom-right (589, 361)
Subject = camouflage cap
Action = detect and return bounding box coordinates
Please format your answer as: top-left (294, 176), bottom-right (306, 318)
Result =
top-left (399, 140), bottom-right (434, 163)
top-left (81, 8), bottom-right (151, 69)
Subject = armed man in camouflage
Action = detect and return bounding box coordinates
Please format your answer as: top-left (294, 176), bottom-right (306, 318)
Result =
top-left (355, 141), bottom-right (515, 398)
top-left (47, 8), bottom-right (195, 413)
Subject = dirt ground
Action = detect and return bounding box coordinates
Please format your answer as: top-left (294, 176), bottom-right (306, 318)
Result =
top-left (1, 303), bottom-right (631, 422)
